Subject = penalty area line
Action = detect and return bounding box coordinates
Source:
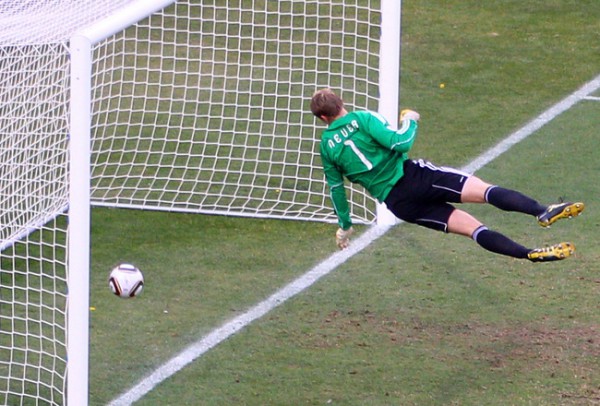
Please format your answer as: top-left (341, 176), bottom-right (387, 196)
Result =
top-left (109, 72), bottom-right (600, 406)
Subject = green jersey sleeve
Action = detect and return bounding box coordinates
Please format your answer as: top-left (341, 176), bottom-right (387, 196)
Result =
top-left (319, 146), bottom-right (353, 230)
top-left (361, 111), bottom-right (418, 153)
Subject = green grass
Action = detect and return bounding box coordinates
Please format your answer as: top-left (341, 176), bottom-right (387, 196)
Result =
top-left (89, 1), bottom-right (600, 405)
top-left (128, 104), bottom-right (600, 405)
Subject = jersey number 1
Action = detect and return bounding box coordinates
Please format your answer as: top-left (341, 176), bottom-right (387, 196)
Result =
top-left (344, 140), bottom-right (373, 170)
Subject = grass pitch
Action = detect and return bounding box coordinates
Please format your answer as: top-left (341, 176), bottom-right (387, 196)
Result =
top-left (90, 1), bottom-right (600, 405)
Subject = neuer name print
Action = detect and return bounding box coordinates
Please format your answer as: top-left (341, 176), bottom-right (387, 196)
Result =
top-left (327, 120), bottom-right (359, 149)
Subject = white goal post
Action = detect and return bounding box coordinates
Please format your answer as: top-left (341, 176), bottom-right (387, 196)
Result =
top-left (0, 1), bottom-right (401, 404)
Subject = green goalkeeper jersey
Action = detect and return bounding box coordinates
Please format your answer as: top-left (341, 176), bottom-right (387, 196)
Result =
top-left (319, 110), bottom-right (418, 230)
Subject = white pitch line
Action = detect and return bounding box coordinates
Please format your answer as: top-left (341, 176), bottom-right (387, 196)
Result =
top-left (107, 225), bottom-right (392, 406)
top-left (108, 72), bottom-right (600, 406)
top-left (462, 73), bottom-right (600, 174)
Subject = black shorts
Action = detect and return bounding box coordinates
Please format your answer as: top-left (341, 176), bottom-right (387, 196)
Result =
top-left (384, 159), bottom-right (470, 232)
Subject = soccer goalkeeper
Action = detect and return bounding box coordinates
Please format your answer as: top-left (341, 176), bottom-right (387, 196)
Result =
top-left (310, 88), bottom-right (584, 262)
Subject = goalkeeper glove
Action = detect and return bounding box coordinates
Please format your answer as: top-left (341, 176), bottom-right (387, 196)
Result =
top-left (336, 227), bottom-right (354, 250)
top-left (400, 109), bottom-right (420, 122)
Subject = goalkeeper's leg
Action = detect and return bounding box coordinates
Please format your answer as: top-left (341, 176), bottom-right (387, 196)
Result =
top-left (448, 209), bottom-right (573, 261)
top-left (461, 176), bottom-right (546, 215)
top-left (484, 185), bottom-right (547, 215)
top-left (448, 209), bottom-right (530, 259)
top-left (462, 177), bottom-right (584, 226)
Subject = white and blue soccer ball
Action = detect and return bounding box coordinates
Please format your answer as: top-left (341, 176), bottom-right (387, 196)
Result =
top-left (108, 263), bottom-right (144, 298)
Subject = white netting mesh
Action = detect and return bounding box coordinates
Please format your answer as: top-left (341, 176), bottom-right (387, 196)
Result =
top-left (0, 2), bottom-right (139, 404)
top-left (90, 1), bottom-right (381, 224)
top-left (0, 1), bottom-right (388, 404)
top-left (0, 0), bottom-right (133, 45)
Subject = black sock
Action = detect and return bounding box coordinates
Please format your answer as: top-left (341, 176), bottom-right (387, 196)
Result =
top-left (485, 186), bottom-right (546, 216)
top-left (472, 226), bottom-right (530, 259)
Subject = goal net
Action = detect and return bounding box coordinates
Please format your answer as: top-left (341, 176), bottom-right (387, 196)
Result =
top-left (0, 0), bottom-right (400, 404)
top-left (91, 1), bottom-right (388, 223)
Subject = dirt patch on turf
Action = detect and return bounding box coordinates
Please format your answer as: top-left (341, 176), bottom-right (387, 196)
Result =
top-left (468, 323), bottom-right (600, 364)
top-left (458, 322), bottom-right (600, 404)
top-left (312, 310), bottom-right (600, 403)
top-left (323, 310), bottom-right (600, 363)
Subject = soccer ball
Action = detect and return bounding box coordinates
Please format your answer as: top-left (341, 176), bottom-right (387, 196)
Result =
top-left (108, 263), bottom-right (144, 298)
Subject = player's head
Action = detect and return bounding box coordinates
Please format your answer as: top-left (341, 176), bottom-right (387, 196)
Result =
top-left (310, 88), bottom-right (344, 123)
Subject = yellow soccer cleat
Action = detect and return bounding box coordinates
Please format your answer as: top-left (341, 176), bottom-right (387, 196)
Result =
top-left (537, 202), bottom-right (584, 227)
top-left (527, 242), bottom-right (575, 262)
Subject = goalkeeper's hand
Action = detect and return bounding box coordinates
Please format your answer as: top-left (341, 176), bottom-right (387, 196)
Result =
top-left (336, 227), bottom-right (354, 250)
top-left (400, 109), bottom-right (420, 122)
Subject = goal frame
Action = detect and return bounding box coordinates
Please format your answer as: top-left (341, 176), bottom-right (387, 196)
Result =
top-left (68, 2), bottom-right (176, 404)
top-left (376, 0), bottom-right (402, 226)
top-left (67, 0), bottom-right (401, 403)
